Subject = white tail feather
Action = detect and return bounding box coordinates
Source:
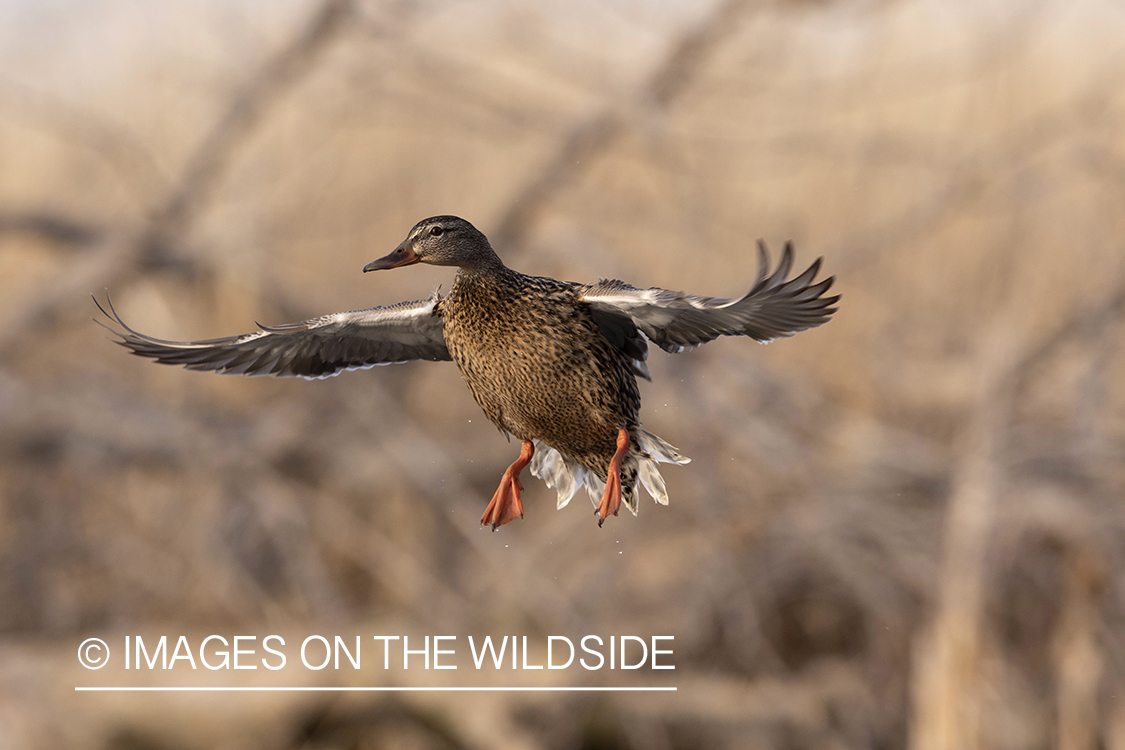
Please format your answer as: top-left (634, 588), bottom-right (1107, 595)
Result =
top-left (529, 430), bottom-right (689, 514)
top-left (639, 460), bottom-right (669, 505)
top-left (529, 440), bottom-right (582, 508)
top-left (637, 429), bottom-right (691, 466)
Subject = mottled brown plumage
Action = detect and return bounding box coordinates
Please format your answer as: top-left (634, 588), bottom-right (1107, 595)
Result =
top-left (440, 260), bottom-right (646, 521)
top-left (97, 215), bottom-right (839, 530)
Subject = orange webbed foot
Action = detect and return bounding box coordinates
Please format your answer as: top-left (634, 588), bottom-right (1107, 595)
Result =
top-left (596, 428), bottom-right (630, 527)
top-left (481, 441), bottom-right (534, 531)
top-left (481, 472), bottom-right (525, 530)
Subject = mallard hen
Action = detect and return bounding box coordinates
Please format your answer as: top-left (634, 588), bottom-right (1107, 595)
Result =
top-left (97, 216), bottom-right (839, 529)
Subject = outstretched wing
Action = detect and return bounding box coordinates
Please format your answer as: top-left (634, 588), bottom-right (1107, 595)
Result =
top-left (94, 293), bottom-right (450, 379)
top-left (580, 242), bottom-right (838, 353)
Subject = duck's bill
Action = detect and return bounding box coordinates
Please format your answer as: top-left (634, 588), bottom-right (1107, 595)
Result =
top-left (363, 242), bottom-right (420, 272)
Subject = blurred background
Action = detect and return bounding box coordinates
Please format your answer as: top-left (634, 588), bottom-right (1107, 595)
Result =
top-left (1, 0), bottom-right (1124, 747)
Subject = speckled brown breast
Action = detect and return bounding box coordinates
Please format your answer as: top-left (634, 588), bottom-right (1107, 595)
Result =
top-left (438, 267), bottom-right (641, 476)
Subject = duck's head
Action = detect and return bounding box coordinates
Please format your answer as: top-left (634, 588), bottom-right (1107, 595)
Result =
top-left (364, 216), bottom-right (499, 273)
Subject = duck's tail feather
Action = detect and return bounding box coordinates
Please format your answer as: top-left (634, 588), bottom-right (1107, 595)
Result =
top-left (529, 430), bottom-right (690, 515)
top-left (635, 429), bottom-right (690, 507)
top-left (529, 440), bottom-right (585, 509)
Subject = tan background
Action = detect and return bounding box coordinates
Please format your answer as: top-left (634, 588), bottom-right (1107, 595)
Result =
top-left (1, 0), bottom-right (1124, 748)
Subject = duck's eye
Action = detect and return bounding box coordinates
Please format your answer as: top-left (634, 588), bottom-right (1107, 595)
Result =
top-left (429, 226), bottom-right (444, 237)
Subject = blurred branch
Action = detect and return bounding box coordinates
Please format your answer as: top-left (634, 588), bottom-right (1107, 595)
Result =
top-left (152, 0), bottom-right (355, 242)
top-left (0, 231), bottom-right (134, 350)
top-left (0, 0), bottom-right (355, 355)
top-left (1013, 281), bottom-right (1125, 391)
top-left (910, 334), bottom-right (1015, 750)
top-left (0, 369), bottom-right (464, 627)
top-left (0, 78), bottom-right (170, 209)
top-left (1054, 542), bottom-right (1105, 750)
top-left (0, 211), bottom-right (104, 247)
top-left (491, 0), bottom-right (759, 251)
top-left (911, 272), bottom-right (1125, 749)
top-left (489, 0), bottom-right (1086, 257)
top-left (836, 58), bottom-right (1122, 277)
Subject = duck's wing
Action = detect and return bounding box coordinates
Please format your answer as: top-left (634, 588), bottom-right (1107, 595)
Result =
top-left (579, 242), bottom-right (838, 353)
top-left (94, 293), bottom-right (450, 380)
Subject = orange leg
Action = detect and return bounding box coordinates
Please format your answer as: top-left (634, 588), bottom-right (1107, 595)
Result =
top-left (481, 440), bottom-right (535, 531)
top-left (596, 428), bottom-right (630, 527)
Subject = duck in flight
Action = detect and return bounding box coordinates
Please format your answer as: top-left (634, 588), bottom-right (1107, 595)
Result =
top-left (97, 216), bottom-right (838, 530)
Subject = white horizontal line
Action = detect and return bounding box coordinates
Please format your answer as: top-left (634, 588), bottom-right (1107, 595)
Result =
top-left (75, 686), bottom-right (676, 692)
